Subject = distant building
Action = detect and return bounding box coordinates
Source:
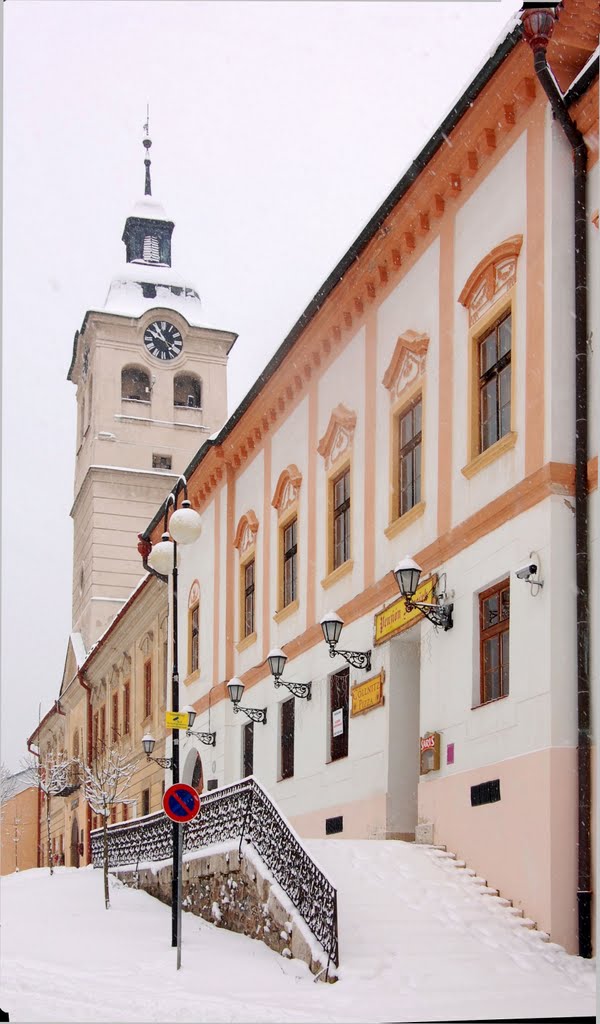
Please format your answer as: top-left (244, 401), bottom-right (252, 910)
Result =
top-left (1, 770), bottom-right (39, 875)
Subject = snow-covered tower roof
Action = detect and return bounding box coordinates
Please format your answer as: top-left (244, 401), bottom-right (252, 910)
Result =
top-left (103, 123), bottom-right (206, 325)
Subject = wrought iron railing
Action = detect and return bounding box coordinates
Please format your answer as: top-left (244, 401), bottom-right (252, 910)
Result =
top-left (91, 776), bottom-right (339, 966)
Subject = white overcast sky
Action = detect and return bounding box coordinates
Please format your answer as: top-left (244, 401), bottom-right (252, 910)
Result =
top-left (2, 0), bottom-right (521, 771)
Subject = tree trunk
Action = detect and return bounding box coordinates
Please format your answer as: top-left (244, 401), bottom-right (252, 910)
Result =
top-left (103, 814), bottom-right (110, 909)
top-left (46, 794), bottom-right (53, 877)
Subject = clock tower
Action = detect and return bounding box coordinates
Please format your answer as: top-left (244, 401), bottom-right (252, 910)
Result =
top-left (68, 130), bottom-right (237, 651)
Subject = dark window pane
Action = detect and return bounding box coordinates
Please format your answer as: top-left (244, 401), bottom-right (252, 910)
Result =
top-left (330, 669), bottom-right (349, 761)
top-left (499, 314), bottom-right (512, 358)
top-left (243, 722), bottom-right (254, 777)
top-left (281, 699), bottom-right (295, 780)
top-left (482, 594), bottom-right (499, 629)
top-left (479, 330), bottom-right (497, 374)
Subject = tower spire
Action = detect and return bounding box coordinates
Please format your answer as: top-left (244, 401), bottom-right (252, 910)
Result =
top-left (143, 105), bottom-right (152, 196)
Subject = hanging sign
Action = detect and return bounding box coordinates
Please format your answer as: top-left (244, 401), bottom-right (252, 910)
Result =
top-left (332, 708), bottom-right (344, 737)
top-left (351, 671), bottom-right (385, 717)
top-left (163, 783), bottom-right (200, 823)
top-left (419, 732), bottom-right (441, 775)
top-left (165, 711), bottom-right (190, 730)
top-left (374, 576), bottom-right (437, 645)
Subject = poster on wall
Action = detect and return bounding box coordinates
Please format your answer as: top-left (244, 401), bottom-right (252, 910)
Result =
top-left (332, 708), bottom-right (344, 737)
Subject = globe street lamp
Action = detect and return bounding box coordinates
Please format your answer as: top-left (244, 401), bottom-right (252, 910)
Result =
top-left (146, 475), bottom-right (202, 958)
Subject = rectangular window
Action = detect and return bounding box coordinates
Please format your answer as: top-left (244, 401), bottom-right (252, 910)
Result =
top-left (122, 803), bottom-right (128, 822)
top-left (189, 604), bottom-right (199, 673)
top-left (243, 721), bottom-right (254, 778)
top-left (123, 682), bottom-right (130, 735)
top-left (330, 668), bottom-right (349, 761)
top-left (282, 518), bottom-right (297, 607)
top-left (332, 468), bottom-right (350, 570)
top-left (144, 660), bottom-right (152, 719)
top-left (110, 807), bottom-right (117, 824)
top-left (100, 705), bottom-right (106, 749)
top-left (152, 453), bottom-right (172, 470)
top-left (244, 559), bottom-right (255, 637)
top-left (478, 312), bottom-right (511, 453)
top-left (280, 698), bottom-right (295, 780)
top-left (93, 712), bottom-right (99, 755)
top-left (141, 789), bottom-right (150, 817)
top-left (479, 579), bottom-right (510, 705)
top-left (111, 692), bottom-right (119, 743)
top-left (398, 397), bottom-right (422, 517)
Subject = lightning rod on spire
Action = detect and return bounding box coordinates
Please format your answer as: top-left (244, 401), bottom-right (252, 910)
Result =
top-left (142, 104), bottom-right (152, 196)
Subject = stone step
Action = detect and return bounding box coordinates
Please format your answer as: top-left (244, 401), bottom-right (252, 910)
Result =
top-left (519, 918), bottom-right (537, 929)
top-left (478, 886), bottom-right (500, 897)
top-left (506, 906), bottom-right (523, 917)
top-left (495, 897), bottom-right (513, 907)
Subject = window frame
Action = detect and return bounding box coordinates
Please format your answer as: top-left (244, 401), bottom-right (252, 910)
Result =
top-left (281, 514), bottom-right (298, 609)
top-left (111, 691), bottom-right (119, 744)
top-left (242, 720), bottom-right (254, 778)
top-left (329, 667), bottom-right (349, 762)
top-left (280, 697), bottom-right (295, 781)
top-left (396, 392), bottom-right (423, 520)
top-left (464, 292), bottom-right (517, 477)
top-left (242, 557), bottom-right (255, 639)
top-left (477, 578), bottom-right (510, 707)
top-left (330, 463), bottom-right (351, 573)
top-left (477, 310), bottom-right (512, 455)
top-left (143, 659), bottom-right (152, 721)
top-left (188, 601), bottom-right (199, 676)
top-left (123, 681), bottom-right (130, 736)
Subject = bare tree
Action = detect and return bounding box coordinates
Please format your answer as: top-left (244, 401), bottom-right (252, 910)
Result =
top-left (0, 763), bottom-right (17, 806)
top-left (24, 754), bottom-right (77, 876)
top-left (79, 746), bottom-right (138, 909)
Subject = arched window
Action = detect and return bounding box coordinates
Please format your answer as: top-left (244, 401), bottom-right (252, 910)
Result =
top-left (174, 373), bottom-right (201, 409)
top-left (191, 752), bottom-right (204, 794)
top-left (122, 365), bottom-right (150, 403)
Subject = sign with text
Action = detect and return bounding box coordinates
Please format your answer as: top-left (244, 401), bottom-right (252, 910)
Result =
top-left (351, 672), bottom-right (385, 717)
top-left (374, 576), bottom-right (437, 645)
top-left (332, 708), bottom-right (344, 737)
top-left (419, 732), bottom-right (441, 775)
top-left (165, 711), bottom-right (190, 730)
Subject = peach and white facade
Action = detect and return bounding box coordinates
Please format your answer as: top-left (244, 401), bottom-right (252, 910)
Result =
top-left (141, 4), bottom-right (598, 955)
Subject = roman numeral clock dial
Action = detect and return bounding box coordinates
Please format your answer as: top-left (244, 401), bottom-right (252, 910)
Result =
top-left (143, 320), bottom-right (183, 360)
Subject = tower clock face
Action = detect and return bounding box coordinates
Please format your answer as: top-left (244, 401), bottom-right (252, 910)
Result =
top-left (143, 320), bottom-right (183, 360)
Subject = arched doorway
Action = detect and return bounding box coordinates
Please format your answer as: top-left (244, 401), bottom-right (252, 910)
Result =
top-left (70, 816), bottom-right (80, 868)
top-left (182, 749), bottom-right (204, 795)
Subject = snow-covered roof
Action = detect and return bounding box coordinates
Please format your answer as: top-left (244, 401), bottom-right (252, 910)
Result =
top-left (126, 195), bottom-right (171, 222)
top-left (69, 632), bottom-right (87, 669)
top-left (102, 259), bottom-right (213, 327)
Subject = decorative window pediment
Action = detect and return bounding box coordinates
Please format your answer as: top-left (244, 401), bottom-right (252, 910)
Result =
top-left (139, 631), bottom-right (154, 657)
top-left (189, 579), bottom-right (200, 609)
top-left (234, 510), bottom-right (259, 555)
top-left (317, 404), bottom-right (357, 472)
top-left (272, 464), bottom-right (302, 516)
top-left (459, 235), bottom-right (523, 327)
top-left (382, 331), bottom-right (429, 401)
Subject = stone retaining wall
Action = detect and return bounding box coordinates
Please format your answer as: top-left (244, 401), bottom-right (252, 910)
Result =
top-left (113, 846), bottom-right (330, 978)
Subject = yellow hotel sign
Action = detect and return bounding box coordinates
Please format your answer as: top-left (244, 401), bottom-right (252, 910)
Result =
top-left (165, 711), bottom-right (190, 730)
top-left (351, 672), bottom-right (385, 717)
top-left (374, 576), bottom-right (437, 645)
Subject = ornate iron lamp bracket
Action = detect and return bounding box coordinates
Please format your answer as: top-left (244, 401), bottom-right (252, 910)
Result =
top-left (274, 678), bottom-right (312, 700)
top-left (145, 755), bottom-right (174, 770)
top-left (406, 599), bottom-right (454, 631)
top-left (232, 705), bottom-right (267, 724)
top-left (186, 729), bottom-right (217, 747)
top-left (327, 647), bottom-right (372, 672)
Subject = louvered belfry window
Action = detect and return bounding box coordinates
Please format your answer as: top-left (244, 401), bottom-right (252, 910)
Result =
top-left (143, 235), bottom-right (160, 263)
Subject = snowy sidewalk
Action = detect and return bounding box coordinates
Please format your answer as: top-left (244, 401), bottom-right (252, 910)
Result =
top-left (1, 840), bottom-right (596, 1023)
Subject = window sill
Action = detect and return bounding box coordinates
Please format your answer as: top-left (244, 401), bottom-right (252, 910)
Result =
top-left (462, 431), bottom-right (517, 479)
top-left (273, 599), bottom-right (299, 624)
top-left (236, 631), bottom-right (257, 653)
top-left (184, 669), bottom-right (200, 687)
top-left (321, 560), bottom-right (354, 590)
top-left (471, 694), bottom-right (509, 710)
top-left (384, 501), bottom-right (425, 539)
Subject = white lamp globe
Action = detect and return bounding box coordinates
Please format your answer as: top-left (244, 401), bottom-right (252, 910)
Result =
top-left (147, 533), bottom-right (175, 574)
top-left (169, 500), bottom-right (202, 545)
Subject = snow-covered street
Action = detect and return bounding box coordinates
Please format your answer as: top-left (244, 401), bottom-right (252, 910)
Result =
top-left (1, 839), bottom-right (595, 1022)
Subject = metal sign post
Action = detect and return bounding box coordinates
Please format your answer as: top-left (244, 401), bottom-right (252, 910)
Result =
top-left (176, 822), bottom-right (183, 970)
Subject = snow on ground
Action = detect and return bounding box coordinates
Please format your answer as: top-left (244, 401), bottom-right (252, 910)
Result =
top-left (1, 840), bottom-right (595, 1023)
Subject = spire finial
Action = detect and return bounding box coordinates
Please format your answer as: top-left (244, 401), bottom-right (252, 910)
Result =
top-left (142, 104), bottom-right (152, 196)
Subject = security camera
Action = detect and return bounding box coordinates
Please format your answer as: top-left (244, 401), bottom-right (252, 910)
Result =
top-left (515, 562), bottom-right (537, 581)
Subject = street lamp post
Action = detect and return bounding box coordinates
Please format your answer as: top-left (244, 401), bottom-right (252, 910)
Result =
top-left (147, 476), bottom-right (202, 958)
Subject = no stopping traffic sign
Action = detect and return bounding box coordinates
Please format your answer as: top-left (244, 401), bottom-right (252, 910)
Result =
top-left (163, 783), bottom-right (201, 823)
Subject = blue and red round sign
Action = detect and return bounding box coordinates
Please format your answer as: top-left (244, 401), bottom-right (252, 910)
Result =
top-left (163, 783), bottom-right (201, 823)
